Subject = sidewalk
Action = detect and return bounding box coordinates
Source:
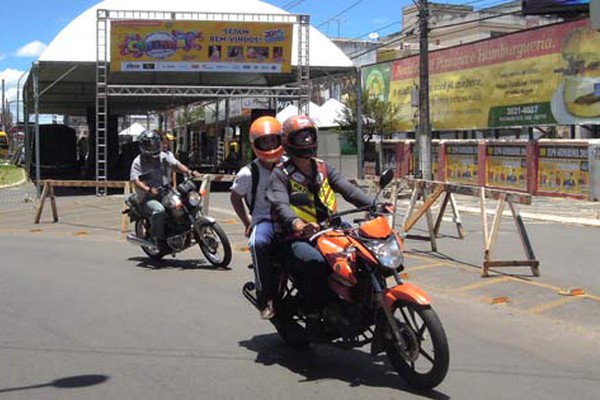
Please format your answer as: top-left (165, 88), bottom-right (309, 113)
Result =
top-left (449, 193), bottom-right (600, 228)
top-left (1, 180), bottom-right (600, 228)
top-left (0, 181), bottom-right (38, 212)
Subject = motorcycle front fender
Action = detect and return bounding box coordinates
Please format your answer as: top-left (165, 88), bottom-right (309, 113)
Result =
top-left (383, 282), bottom-right (432, 307)
top-left (193, 215), bottom-right (216, 228)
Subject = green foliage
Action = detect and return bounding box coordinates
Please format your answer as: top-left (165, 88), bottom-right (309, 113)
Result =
top-left (175, 105), bottom-right (205, 127)
top-left (335, 79), bottom-right (399, 143)
top-left (0, 165), bottom-right (24, 186)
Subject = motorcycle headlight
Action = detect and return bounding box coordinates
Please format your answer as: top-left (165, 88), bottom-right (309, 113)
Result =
top-left (187, 191), bottom-right (201, 207)
top-left (365, 236), bottom-right (403, 270)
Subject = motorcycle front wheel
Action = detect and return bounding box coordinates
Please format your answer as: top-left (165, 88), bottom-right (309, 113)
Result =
top-left (384, 301), bottom-right (449, 390)
top-left (194, 223), bottom-right (232, 268)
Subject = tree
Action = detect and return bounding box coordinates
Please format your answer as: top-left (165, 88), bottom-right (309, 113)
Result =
top-left (335, 79), bottom-right (399, 145)
top-left (176, 104), bottom-right (205, 128)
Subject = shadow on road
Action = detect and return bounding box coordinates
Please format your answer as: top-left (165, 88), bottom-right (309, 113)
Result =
top-left (239, 333), bottom-right (449, 399)
top-left (128, 256), bottom-right (232, 271)
top-left (0, 374), bottom-right (109, 394)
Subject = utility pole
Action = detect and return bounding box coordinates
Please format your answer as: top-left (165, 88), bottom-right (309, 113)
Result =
top-left (418, 0), bottom-right (432, 179)
top-left (1, 79), bottom-right (5, 132)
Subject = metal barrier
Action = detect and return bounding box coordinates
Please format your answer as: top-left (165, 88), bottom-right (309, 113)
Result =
top-left (398, 178), bottom-right (539, 278)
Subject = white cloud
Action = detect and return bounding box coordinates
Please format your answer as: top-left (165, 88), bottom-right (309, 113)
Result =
top-left (15, 41), bottom-right (47, 58)
top-left (0, 68), bottom-right (29, 102)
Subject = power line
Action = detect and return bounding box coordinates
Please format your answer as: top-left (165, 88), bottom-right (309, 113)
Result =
top-left (350, 20), bottom-right (402, 40)
top-left (346, 8), bottom-right (520, 60)
top-left (316, 0), bottom-right (362, 29)
top-left (281, 0), bottom-right (307, 11)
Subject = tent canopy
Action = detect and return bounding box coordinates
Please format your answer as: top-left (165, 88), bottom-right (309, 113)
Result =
top-left (117, 122), bottom-right (146, 140)
top-left (276, 99), bottom-right (347, 128)
top-left (25, 0), bottom-right (355, 117)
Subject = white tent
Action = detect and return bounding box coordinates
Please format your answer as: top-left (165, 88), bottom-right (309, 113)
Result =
top-left (118, 122), bottom-right (146, 141)
top-left (276, 102), bottom-right (323, 126)
top-left (319, 98), bottom-right (347, 128)
top-left (40, 0), bottom-right (354, 69)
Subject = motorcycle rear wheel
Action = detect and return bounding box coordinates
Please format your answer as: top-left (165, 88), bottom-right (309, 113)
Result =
top-left (384, 301), bottom-right (449, 390)
top-left (195, 223), bottom-right (232, 268)
top-left (135, 220), bottom-right (168, 260)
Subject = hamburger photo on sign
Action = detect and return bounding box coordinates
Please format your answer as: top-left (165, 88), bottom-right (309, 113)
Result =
top-left (560, 26), bottom-right (600, 118)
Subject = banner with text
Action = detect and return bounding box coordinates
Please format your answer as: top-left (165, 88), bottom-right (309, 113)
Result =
top-left (111, 20), bottom-right (293, 73)
top-left (362, 19), bottom-right (600, 131)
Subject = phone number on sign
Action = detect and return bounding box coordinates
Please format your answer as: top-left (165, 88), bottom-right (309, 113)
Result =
top-left (505, 105), bottom-right (540, 116)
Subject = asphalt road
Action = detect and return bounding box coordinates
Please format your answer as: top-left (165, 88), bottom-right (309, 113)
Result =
top-left (0, 190), bottom-right (599, 399)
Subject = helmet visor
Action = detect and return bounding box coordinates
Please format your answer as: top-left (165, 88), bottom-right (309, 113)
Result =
top-left (290, 129), bottom-right (316, 146)
top-left (254, 135), bottom-right (282, 151)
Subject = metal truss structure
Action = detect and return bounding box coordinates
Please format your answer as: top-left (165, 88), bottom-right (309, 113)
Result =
top-left (96, 9), bottom-right (310, 194)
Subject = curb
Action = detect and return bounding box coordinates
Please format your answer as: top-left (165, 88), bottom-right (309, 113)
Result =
top-left (458, 206), bottom-right (600, 228)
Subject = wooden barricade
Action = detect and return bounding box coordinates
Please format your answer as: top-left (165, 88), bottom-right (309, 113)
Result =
top-left (34, 180), bottom-right (133, 230)
top-left (399, 179), bottom-right (539, 278)
top-left (34, 176), bottom-right (214, 233)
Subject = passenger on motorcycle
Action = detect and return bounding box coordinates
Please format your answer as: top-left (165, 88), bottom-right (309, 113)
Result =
top-left (266, 115), bottom-right (374, 336)
top-left (130, 130), bottom-right (201, 245)
top-left (230, 116), bottom-right (285, 320)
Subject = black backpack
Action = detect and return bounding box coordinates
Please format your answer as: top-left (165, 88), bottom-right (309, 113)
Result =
top-left (246, 160), bottom-right (260, 215)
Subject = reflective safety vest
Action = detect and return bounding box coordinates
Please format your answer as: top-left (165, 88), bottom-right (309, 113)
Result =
top-left (283, 158), bottom-right (337, 223)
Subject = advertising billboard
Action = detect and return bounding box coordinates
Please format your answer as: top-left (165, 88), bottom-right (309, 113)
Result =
top-left (537, 144), bottom-right (589, 196)
top-left (362, 19), bottom-right (600, 131)
top-left (485, 144), bottom-right (528, 191)
top-left (111, 20), bottom-right (293, 73)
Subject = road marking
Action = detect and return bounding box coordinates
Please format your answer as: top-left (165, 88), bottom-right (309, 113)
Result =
top-left (527, 296), bottom-right (579, 314)
top-left (405, 261), bottom-right (449, 271)
top-left (454, 276), bottom-right (510, 292)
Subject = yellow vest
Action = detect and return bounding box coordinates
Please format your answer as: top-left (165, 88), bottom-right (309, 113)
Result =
top-left (284, 159), bottom-right (337, 223)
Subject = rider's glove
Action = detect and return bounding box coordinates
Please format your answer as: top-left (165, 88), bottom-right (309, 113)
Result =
top-left (378, 203), bottom-right (395, 214)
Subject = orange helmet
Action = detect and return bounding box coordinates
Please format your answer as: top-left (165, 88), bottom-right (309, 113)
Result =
top-left (282, 115), bottom-right (318, 158)
top-left (249, 116), bottom-right (284, 163)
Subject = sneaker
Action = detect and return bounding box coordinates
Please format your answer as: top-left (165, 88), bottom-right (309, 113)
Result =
top-left (260, 300), bottom-right (275, 320)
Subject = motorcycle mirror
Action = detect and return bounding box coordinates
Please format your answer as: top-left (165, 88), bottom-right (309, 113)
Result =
top-left (379, 168), bottom-right (395, 189)
top-left (290, 191), bottom-right (312, 207)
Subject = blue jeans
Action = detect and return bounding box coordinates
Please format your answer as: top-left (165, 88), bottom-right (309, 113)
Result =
top-left (249, 221), bottom-right (278, 307)
top-left (144, 199), bottom-right (166, 240)
top-left (283, 240), bottom-right (331, 314)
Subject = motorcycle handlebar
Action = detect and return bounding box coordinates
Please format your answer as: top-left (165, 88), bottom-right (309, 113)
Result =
top-left (323, 203), bottom-right (391, 229)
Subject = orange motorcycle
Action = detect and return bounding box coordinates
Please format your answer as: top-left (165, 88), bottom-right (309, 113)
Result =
top-left (243, 169), bottom-right (449, 390)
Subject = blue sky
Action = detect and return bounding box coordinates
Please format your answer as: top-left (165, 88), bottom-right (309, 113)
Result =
top-left (0, 0), bottom-right (480, 118)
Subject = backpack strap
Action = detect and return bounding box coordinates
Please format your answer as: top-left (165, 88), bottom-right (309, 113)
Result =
top-left (248, 159), bottom-right (260, 214)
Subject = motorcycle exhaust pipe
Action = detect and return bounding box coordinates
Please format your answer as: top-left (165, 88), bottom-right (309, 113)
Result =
top-left (126, 233), bottom-right (159, 252)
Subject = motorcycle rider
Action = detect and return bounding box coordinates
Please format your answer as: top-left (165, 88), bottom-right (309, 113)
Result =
top-left (266, 115), bottom-right (376, 336)
top-left (230, 116), bottom-right (285, 319)
top-left (130, 130), bottom-right (201, 246)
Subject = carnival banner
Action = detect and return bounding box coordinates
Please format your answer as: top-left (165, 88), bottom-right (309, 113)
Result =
top-left (362, 18), bottom-right (600, 131)
top-left (111, 20), bottom-right (293, 73)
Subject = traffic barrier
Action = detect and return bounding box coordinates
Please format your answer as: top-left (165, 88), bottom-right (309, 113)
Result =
top-left (34, 175), bottom-right (214, 233)
top-left (34, 180), bottom-right (132, 229)
top-left (397, 178), bottom-right (540, 278)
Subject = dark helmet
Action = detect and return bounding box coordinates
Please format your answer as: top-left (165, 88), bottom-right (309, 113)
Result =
top-left (282, 115), bottom-right (318, 159)
top-left (138, 130), bottom-right (161, 158)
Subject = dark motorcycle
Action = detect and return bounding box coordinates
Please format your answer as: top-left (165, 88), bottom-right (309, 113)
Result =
top-left (243, 169), bottom-right (449, 390)
top-left (124, 173), bottom-right (232, 268)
